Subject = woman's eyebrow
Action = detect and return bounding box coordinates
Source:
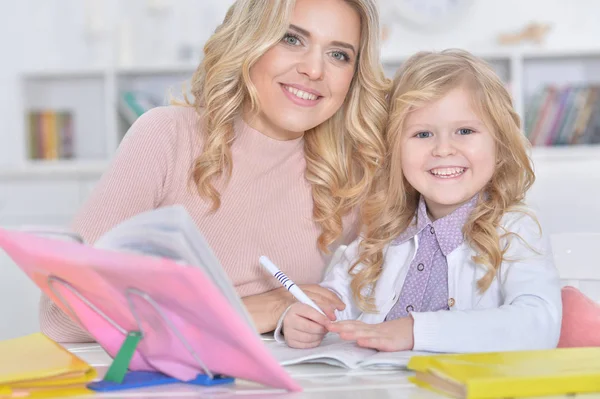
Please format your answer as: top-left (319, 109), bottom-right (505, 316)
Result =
top-left (289, 24), bottom-right (357, 56)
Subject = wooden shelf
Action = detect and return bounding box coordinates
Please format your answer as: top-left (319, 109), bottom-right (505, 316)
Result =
top-left (116, 64), bottom-right (197, 76)
top-left (531, 144), bottom-right (600, 162)
top-left (381, 47), bottom-right (600, 65)
top-left (22, 67), bottom-right (107, 80)
top-left (0, 160), bottom-right (108, 179)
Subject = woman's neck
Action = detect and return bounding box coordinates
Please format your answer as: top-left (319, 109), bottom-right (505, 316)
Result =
top-left (241, 109), bottom-right (305, 141)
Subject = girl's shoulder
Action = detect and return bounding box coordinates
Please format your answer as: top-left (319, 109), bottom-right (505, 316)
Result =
top-left (499, 206), bottom-right (543, 237)
top-left (498, 206), bottom-right (550, 257)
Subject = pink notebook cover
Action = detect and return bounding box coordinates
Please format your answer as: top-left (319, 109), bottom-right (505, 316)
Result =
top-left (0, 228), bottom-right (301, 392)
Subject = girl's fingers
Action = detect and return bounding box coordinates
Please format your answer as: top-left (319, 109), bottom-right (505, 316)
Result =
top-left (287, 337), bottom-right (322, 349)
top-left (295, 316), bottom-right (328, 335)
top-left (302, 285), bottom-right (346, 310)
top-left (288, 328), bottom-right (326, 344)
top-left (295, 304), bottom-right (331, 327)
top-left (357, 337), bottom-right (398, 352)
top-left (327, 320), bottom-right (366, 332)
top-left (313, 300), bottom-right (338, 321)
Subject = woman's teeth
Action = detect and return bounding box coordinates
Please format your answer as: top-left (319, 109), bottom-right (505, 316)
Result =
top-left (429, 167), bottom-right (466, 178)
top-left (284, 85), bottom-right (318, 101)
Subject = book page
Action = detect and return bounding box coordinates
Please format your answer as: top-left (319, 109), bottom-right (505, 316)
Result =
top-left (357, 349), bottom-right (434, 370)
top-left (264, 333), bottom-right (377, 369)
top-left (94, 205), bottom-right (257, 333)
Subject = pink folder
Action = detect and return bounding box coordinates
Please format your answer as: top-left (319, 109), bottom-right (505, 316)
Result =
top-left (0, 228), bottom-right (301, 392)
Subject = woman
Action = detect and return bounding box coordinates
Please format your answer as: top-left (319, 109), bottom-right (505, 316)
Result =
top-left (40, 0), bottom-right (388, 342)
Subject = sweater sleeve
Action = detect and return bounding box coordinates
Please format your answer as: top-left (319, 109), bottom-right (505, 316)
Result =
top-left (39, 106), bottom-right (178, 343)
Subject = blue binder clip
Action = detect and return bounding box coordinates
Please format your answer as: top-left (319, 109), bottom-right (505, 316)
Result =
top-left (86, 329), bottom-right (234, 392)
top-left (89, 371), bottom-right (234, 392)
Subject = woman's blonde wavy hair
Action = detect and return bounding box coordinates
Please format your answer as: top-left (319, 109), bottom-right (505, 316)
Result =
top-left (351, 49), bottom-right (537, 312)
top-left (182, 0), bottom-right (388, 253)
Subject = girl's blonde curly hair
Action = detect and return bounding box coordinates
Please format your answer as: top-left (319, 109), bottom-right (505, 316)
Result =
top-left (351, 49), bottom-right (536, 311)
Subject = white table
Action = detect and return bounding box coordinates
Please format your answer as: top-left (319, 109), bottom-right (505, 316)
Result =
top-left (64, 343), bottom-right (443, 399)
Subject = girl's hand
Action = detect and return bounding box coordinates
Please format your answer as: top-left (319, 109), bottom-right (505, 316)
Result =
top-left (242, 284), bottom-right (344, 333)
top-left (282, 303), bottom-right (332, 348)
top-left (327, 316), bottom-right (415, 351)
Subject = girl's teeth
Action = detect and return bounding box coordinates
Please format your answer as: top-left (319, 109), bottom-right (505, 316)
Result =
top-left (285, 85), bottom-right (318, 101)
top-left (430, 167), bottom-right (465, 177)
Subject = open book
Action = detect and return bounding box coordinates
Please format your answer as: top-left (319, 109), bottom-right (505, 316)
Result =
top-left (88, 205), bottom-right (256, 331)
top-left (266, 333), bottom-right (433, 370)
top-left (2, 205), bottom-right (301, 391)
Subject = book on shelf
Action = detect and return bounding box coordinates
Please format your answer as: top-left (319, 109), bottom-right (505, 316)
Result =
top-left (118, 90), bottom-right (161, 133)
top-left (27, 110), bottom-right (74, 160)
top-left (524, 84), bottom-right (600, 146)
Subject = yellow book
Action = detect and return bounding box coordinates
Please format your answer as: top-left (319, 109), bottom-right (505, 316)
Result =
top-left (407, 347), bottom-right (600, 399)
top-left (0, 333), bottom-right (97, 398)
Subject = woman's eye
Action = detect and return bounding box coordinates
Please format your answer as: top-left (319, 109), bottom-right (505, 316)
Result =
top-left (416, 131), bottom-right (432, 138)
top-left (458, 128), bottom-right (474, 135)
top-left (331, 51), bottom-right (349, 62)
top-left (283, 34), bottom-right (301, 46)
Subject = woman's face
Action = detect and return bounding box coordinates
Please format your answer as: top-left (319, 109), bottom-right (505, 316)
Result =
top-left (247, 0), bottom-right (361, 140)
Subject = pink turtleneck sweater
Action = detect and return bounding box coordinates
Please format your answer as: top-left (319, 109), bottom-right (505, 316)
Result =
top-left (39, 105), bottom-right (359, 342)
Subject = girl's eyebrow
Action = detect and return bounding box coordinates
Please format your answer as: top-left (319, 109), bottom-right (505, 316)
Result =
top-left (404, 123), bottom-right (434, 130)
top-left (288, 24), bottom-right (357, 56)
top-left (404, 120), bottom-right (486, 130)
top-left (453, 119), bottom-right (486, 127)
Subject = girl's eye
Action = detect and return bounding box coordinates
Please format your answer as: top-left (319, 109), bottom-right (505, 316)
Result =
top-left (416, 131), bottom-right (432, 138)
top-left (458, 128), bottom-right (474, 135)
top-left (331, 51), bottom-right (350, 62)
top-left (283, 33), bottom-right (302, 46)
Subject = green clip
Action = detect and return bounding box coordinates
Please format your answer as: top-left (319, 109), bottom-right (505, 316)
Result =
top-left (103, 331), bottom-right (142, 383)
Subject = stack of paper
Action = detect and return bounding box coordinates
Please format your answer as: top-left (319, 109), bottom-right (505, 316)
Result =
top-left (0, 333), bottom-right (96, 398)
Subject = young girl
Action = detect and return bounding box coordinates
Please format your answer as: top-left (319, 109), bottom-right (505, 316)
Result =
top-left (276, 49), bottom-right (562, 353)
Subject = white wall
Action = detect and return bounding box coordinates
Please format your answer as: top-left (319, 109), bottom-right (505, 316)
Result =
top-left (380, 0), bottom-right (600, 56)
top-left (4, 0), bottom-right (600, 165)
top-left (528, 154), bottom-right (600, 235)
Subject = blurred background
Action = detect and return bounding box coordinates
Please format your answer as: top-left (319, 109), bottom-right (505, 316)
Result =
top-left (1, 0), bottom-right (599, 339)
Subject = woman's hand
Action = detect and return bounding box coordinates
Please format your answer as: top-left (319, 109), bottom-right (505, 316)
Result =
top-left (282, 303), bottom-right (331, 348)
top-left (242, 284), bottom-right (345, 334)
top-left (327, 316), bottom-right (414, 352)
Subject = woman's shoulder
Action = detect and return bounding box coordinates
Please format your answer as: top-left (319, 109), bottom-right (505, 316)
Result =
top-left (122, 105), bottom-right (205, 150)
top-left (135, 104), bottom-right (203, 133)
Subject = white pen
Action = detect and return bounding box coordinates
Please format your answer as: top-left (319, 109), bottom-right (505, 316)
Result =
top-left (259, 255), bottom-right (326, 316)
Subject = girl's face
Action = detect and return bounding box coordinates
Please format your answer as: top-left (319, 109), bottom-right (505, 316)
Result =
top-left (400, 86), bottom-right (497, 220)
top-left (247, 0), bottom-right (360, 140)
